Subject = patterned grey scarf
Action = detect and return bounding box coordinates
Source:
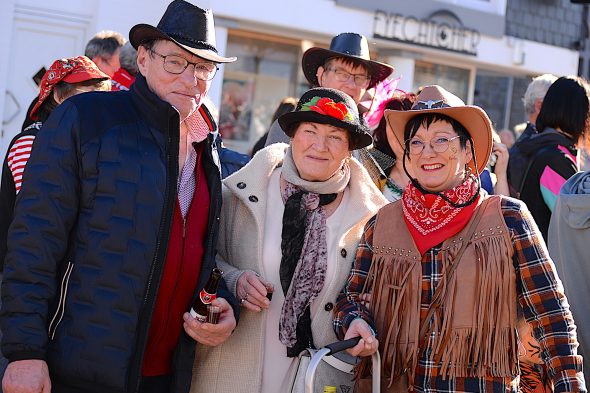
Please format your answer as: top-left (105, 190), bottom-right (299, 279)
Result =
top-left (278, 148), bottom-right (350, 353)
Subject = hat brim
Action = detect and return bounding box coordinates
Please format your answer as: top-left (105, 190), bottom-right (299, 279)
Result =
top-left (62, 71), bottom-right (109, 84)
top-left (278, 111), bottom-right (373, 150)
top-left (384, 106), bottom-right (493, 175)
top-left (302, 47), bottom-right (394, 89)
top-left (129, 24), bottom-right (237, 63)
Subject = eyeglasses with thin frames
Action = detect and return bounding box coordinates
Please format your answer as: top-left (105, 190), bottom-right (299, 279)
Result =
top-left (150, 49), bottom-right (218, 81)
top-left (326, 67), bottom-right (370, 88)
top-left (406, 135), bottom-right (462, 155)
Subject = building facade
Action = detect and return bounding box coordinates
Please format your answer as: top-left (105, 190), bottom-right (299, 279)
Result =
top-left (0, 0), bottom-right (584, 156)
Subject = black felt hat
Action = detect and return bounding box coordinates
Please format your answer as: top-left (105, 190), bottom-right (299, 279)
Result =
top-left (278, 87), bottom-right (373, 149)
top-left (129, 0), bottom-right (236, 63)
top-left (302, 33), bottom-right (394, 88)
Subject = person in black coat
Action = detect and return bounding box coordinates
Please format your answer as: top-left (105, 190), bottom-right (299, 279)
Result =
top-left (0, 2), bottom-right (239, 393)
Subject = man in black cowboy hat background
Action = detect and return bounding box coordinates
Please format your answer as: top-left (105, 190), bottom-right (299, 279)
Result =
top-left (265, 32), bottom-right (394, 146)
top-left (1, 1), bottom-right (238, 393)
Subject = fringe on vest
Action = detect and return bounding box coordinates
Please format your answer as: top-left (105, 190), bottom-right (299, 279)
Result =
top-left (355, 198), bottom-right (519, 388)
top-left (432, 235), bottom-right (518, 379)
top-left (357, 250), bottom-right (421, 388)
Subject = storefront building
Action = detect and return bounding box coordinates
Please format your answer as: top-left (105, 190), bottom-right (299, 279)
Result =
top-left (0, 0), bottom-right (583, 156)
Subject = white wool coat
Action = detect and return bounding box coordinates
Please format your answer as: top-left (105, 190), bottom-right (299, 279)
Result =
top-left (191, 143), bottom-right (388, 393)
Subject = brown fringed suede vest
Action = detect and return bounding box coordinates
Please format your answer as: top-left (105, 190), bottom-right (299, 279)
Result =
top-left (362, 196), bottom-right (519, 389)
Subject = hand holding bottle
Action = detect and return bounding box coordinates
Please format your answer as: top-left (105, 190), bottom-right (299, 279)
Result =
top-left (183, 297), bottom-right (236, 346)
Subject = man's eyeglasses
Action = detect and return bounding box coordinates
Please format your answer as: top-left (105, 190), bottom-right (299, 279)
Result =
top-left (406, 135), bottom-right (462, 155)
top-left (326, 67), bottom-right (370, 88)
top-left (150, 49), bottom-right (218, 81)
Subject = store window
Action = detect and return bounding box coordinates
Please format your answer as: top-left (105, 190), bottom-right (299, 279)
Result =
top-left (219, 32), bottom-right (304, 153)
top-left (474, 70), bottom-right (530, 133)
top-left (413, 61), bottom-right (470, 101)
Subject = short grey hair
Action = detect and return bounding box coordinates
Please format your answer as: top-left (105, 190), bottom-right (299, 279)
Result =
top-left (523, 74), bottom-right (558, 115)
top-left (85, 30), bottom-right (126, 60)
top-left (119, 42), bottom-right (138, 75)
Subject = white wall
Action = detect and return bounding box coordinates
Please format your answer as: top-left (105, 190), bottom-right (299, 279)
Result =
top-left (0, 0), bottom-right (16, 139)
top-left (0, 0), bottom-right (580, 141)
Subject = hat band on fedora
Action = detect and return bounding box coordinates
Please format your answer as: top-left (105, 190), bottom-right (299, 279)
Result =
top-left (167, 32), bottom-right (219, 53)
top-left (413, 100), bottom-right (450, 110)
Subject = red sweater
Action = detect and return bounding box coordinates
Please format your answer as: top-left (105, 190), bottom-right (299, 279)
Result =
top-left (142, 142), bottom-right (210, 376)
top-left (111, 68), bottom-right (135, 91)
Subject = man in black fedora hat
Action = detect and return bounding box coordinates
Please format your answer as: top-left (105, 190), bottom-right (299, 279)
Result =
top-left (1, 1), bottom-right (238, 393)
top-left (302, 32), bottom-right (394, 104)
top-left (265, 32), bottom-right (394, 146)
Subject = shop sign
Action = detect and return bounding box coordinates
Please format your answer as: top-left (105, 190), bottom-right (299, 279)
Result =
top-left (373, 10), bottom-right (481, 56)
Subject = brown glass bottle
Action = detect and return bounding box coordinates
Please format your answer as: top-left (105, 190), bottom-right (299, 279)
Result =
top-left (190, 267), bottom-right (223, 322)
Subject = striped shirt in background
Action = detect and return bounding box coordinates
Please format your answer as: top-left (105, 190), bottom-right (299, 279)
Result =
top-left (7, 134), bottom-right (36, 194)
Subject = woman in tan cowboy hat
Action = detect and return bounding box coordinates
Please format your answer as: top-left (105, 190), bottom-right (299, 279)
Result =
top-left (333, 85), bottom-right (586, 392)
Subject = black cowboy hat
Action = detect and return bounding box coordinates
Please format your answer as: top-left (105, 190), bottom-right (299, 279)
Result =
top-left (278, 87), bottom-right (373, 149)
top-left (129, 0), bottom-right (236, 63)
top-left (302, 33), bottom-right (394, 89)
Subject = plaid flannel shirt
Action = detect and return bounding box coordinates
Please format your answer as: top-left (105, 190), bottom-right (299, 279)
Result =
top-left (334, 197), bottom-right (586, 392)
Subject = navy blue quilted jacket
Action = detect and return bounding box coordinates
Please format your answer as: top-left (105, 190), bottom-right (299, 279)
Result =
top-left (0, 74), bottom-right (237, 393)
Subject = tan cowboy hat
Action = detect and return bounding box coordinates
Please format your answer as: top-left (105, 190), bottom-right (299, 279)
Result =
top-left (384, 85), bottom-right (492, 174)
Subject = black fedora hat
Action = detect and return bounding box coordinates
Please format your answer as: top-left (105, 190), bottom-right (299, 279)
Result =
top-left (278, 87), bottom-right (373, 149)
top-left (302, 33), bottom-right (394, 89)
top-left (129, 0), bottom-right (236, 64)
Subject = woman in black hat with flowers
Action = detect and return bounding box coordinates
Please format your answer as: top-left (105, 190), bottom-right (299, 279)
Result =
top-left (191, 87), bottom-right (388, 392)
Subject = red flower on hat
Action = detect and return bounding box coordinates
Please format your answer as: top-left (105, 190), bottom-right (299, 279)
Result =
top-left (301, 96), bottom-right (353, 122)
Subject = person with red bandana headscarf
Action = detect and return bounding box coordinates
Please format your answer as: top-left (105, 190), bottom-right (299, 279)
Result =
top-left (0, 55), bottom-right (110, 270)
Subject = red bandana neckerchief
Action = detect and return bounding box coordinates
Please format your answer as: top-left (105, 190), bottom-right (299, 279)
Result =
top-left (402, 175), bottom-right (481, 255)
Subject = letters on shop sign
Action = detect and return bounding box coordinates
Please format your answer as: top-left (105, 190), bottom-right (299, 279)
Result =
top-left (373, 10), bottom-right (481, 56)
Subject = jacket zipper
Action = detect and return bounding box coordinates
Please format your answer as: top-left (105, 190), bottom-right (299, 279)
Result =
top-left (132, 124), bottom-right (178, 392)
top-left (48, 261), bottom-right (74, 340)
top-left (202, 135), bottom-right (220, 262)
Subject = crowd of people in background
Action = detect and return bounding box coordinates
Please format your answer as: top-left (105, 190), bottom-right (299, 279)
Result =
top-left (0, 1), bottom-right (588, 393)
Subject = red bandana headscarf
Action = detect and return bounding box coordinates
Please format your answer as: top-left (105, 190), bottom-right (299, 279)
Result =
top-left (31, 56), bottom-right (109, 120)
top-left (402, 175), bottom-right (481, 255)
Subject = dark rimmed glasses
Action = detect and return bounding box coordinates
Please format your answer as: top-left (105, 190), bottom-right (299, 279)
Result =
top-left (406, 135), bottom-right (462, 155)
top-left (150, 49), bottom-right (218, 81)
